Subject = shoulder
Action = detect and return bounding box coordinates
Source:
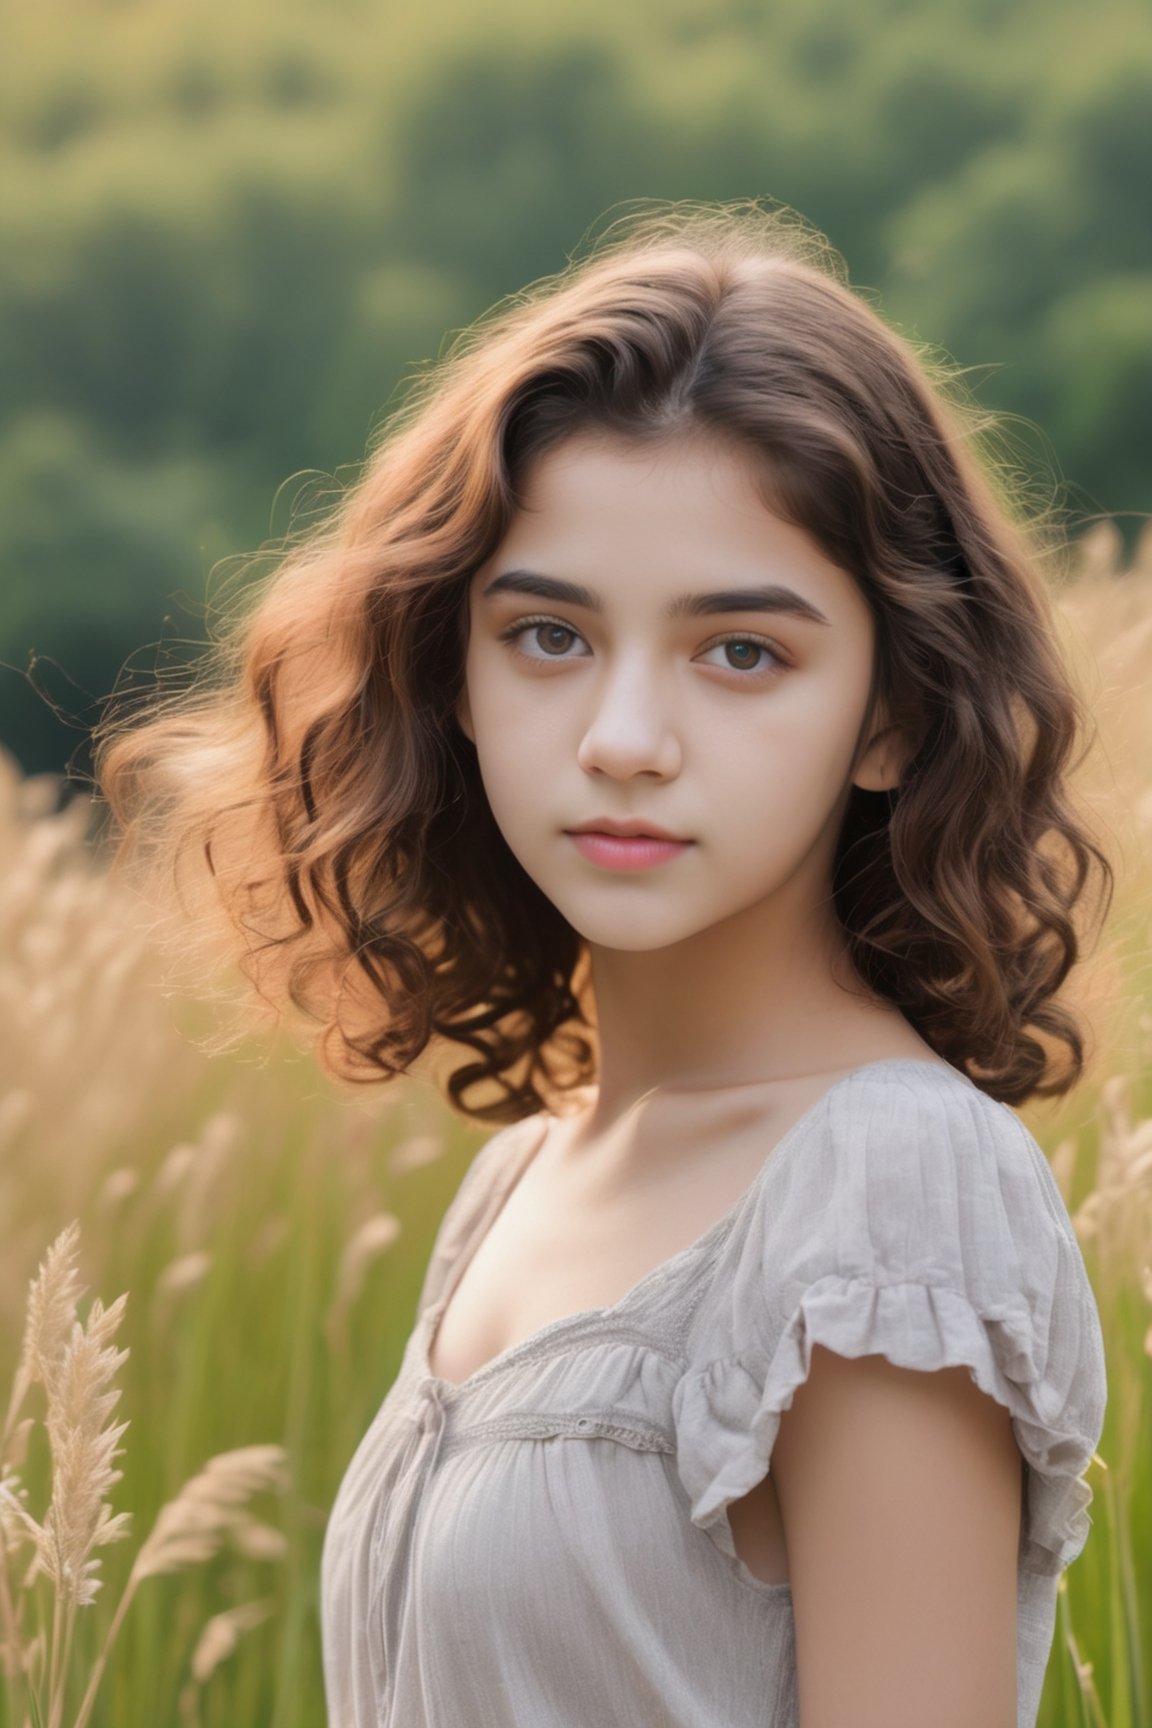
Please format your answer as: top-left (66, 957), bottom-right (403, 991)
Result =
top-left (669, 1059), bottom-right (1105, 1661)
top-left (707, 1057), bottom-right (1103, 1422)
top-left (820, 1057), bottom-right (1042, 1174)
top-left (766, 1066), bottom-right (1101, 1715)
top-left (795, 1059), bottom-right (1079, 1282)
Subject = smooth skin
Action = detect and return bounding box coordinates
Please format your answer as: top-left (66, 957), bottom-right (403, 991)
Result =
top-left (457, 431), bottom-right (1021, 1726)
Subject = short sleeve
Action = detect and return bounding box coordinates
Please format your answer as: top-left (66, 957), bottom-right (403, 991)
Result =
top-left (671, 1068), bottom-right (1108, 1579)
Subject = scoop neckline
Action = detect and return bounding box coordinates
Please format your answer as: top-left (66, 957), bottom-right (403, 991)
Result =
top-left (420, 1056), bottom-right (970, 1396)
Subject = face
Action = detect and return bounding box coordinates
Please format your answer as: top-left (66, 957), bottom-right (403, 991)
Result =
top-left (456, 432), bottom-right (908, 955)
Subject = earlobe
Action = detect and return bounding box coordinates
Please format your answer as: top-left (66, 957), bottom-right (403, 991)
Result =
top-left (853, 732), bottom-right (905, 793)
top-left (852, 706), bottom-right (911, 794)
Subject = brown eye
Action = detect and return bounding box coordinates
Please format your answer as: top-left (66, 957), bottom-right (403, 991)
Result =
top-left (536, 624), bottom-right (577, 655)
top-left (498, 615), bottom-right (590, 662)
top-left (699, 635), bottom-right (787, 677)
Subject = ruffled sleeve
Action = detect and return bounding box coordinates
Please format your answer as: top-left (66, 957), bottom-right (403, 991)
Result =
top-left (671, 1066), bottom-right (1107, 1579)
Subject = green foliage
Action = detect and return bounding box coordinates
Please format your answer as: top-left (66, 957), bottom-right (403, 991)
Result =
top-left (1, 0), bottom-right (1149, 775)
top-left (0, 412), bottom-right (247, 778)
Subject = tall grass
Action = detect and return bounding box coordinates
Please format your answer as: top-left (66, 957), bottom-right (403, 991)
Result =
top-left (0, 1217), bottom-right (289, 1728)
top-left (1, 528), bottom-right (1150, 1724)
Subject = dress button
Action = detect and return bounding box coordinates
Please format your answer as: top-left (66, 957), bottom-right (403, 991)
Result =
top-left (576, 1418), bottom-right (591, 1431)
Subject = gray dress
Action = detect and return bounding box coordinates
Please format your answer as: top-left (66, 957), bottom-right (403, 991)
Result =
top-left (321, 1057), bottom-right (1107, 1727)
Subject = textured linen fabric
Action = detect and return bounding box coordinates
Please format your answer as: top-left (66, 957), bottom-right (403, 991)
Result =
top-left (321, 1057), bottom-right (1107, 1727)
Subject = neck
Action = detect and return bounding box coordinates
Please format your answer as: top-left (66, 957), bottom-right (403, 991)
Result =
top-left (579, 882), bottom-right (907, 1132)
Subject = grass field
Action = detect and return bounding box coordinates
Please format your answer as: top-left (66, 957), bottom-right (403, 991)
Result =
top-left (1, 529), bottom-right (1150, 1726)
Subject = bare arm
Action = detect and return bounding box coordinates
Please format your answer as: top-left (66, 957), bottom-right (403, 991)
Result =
top-left (771, 1344), bottom-right (1022, 1728)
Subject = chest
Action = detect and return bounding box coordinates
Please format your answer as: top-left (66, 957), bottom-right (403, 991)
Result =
top-left (428, 1130), bottom-right (752, 1384)
top-left (428, 1070), bottom-right (861, 1386)
top-left (427, 1124), bottom-right (795, 1589)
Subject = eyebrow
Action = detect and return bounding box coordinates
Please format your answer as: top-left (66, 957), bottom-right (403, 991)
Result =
top-left (480, 568), bottom-right (832, 627)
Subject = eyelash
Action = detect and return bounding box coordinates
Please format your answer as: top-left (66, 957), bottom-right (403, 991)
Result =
top-left (497, 615), bottom-right (789, 678)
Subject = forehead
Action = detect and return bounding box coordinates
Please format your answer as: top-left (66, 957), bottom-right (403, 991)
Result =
top-left (471, 431), bottom-right (867, 624)
top-left (509, 431), bottom-right (771, 532)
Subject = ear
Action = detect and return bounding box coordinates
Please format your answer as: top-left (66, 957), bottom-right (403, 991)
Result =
top-left (455, 684), bottom-right (475, 745)
top-left (852, 697), bottom-right (913, 794)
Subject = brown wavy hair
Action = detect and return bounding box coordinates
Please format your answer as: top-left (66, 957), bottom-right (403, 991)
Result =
top-left (91, 198), bottom-right (1114, 1124)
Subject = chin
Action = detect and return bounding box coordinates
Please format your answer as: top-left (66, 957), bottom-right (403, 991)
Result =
top-left (559, 909), bottom-right (712, 954)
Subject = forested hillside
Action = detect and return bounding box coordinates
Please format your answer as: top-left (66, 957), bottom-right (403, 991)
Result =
top-left (2, 0), bottom-right (1149, 774)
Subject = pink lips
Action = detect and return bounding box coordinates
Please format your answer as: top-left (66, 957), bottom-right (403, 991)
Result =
top-left (565, 831), bottom-right (692, 872)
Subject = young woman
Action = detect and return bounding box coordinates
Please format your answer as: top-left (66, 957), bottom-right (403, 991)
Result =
top-left (94, 201), bottom-right (1111, 1727)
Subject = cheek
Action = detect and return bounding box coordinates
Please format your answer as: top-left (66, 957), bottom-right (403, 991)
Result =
top-left (467, 696), bottom-right (549, 832)
top-left (468, 659), bottom-right (565, 768)
top-left (464, 643), bottom-right (534, 733)
top-left (715, 691), bottom-right (865, 823)
top-left (737, 679), bottom-right (855, 758)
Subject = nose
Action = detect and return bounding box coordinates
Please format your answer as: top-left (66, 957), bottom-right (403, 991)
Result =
top-left (574, 654), bottom-right (682, 780)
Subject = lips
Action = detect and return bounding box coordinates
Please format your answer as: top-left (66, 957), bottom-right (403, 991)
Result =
top-left (566, 828), bottom-right (692, 872)
top-left (566, 818), bottom-right (688, 843)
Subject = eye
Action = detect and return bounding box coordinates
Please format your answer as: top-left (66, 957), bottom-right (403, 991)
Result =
top-left (498, 616), bottom-right (590, 662)
top-left (697, 634), bottom-right (788, 677)
top-left (497, 616), bottom-right (789, 678)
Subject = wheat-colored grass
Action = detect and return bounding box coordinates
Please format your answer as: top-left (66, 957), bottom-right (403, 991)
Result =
top-left (0, 1222), bottom-right (289, 1728)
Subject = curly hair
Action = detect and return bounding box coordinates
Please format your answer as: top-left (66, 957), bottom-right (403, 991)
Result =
top-left (91, 198), bottom-right (1114, 1124)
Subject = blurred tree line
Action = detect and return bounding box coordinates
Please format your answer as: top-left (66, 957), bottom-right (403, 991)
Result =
top-left (2, 0), bottom-right (1150, 778)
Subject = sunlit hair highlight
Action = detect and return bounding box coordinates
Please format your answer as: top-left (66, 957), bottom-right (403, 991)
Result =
top-left (91, 199), bottom-right (1114, 1123)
